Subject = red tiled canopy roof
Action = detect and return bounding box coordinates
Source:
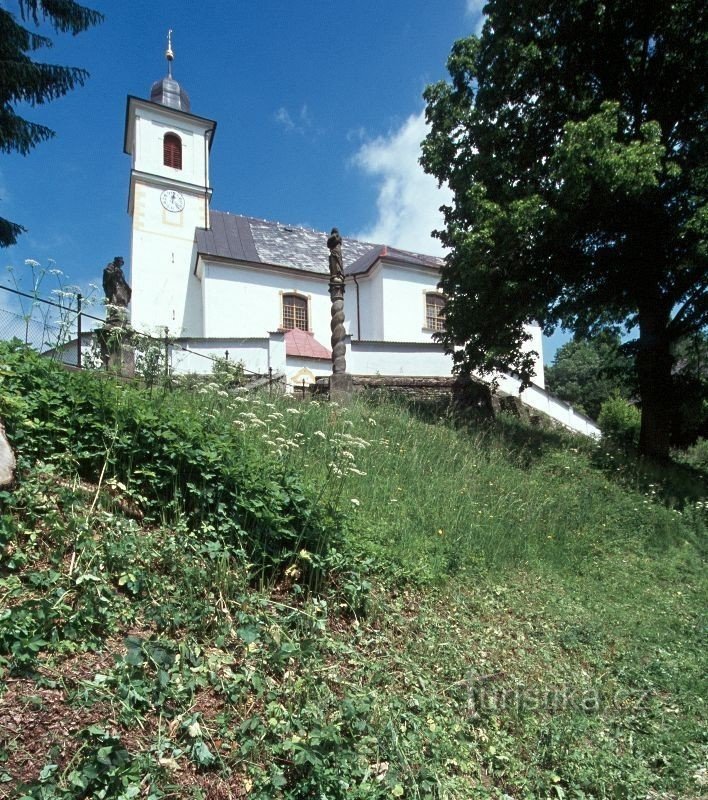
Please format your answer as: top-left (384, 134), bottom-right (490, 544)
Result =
top-left (284, 328), bottom-right (331, 360)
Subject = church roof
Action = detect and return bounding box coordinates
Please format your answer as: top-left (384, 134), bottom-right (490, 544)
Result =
top-left (196, 211), bottom-right (443, 276)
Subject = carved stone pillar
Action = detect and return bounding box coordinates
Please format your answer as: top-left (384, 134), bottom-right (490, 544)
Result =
top-left (329, 279), bottom-right (347, 374)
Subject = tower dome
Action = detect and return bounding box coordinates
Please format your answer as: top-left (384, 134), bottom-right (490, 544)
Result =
top-left (150, 30), bottom-right (191, 112)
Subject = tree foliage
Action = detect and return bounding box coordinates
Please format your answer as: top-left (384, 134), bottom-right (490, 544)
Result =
top-left (546, 334), bottom-right (635, 420)
top-left (0, 0), bottom-right (103, 247)
top-left (422, 0), bottom-right (707, 459)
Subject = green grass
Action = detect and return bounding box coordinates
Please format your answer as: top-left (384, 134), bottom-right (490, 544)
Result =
top-left (0, 344), bottom-right (706, 799)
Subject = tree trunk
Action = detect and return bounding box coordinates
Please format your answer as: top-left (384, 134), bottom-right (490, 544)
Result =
top-left (637, 306), bottom-right (673, 461)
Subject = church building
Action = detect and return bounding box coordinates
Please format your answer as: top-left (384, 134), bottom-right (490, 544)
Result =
top-left (124, 40), bottom-right (547, 393)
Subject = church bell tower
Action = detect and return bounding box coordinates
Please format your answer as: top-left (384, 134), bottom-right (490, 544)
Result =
top-left (124, 32), bottom-right (216, 336)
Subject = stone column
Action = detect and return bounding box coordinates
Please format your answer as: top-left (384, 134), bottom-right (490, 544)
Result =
top-left (329, 279), bottom-right (347, 374)
top-left (327, 227), bottom-right (353, 401)
top-left (328, 278), bottom-right (353, 400)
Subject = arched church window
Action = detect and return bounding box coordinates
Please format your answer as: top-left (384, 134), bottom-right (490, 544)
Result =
top-left (163, 133), bottom-right (182, 169)
top-left (282, 294), bottom-right (308, 331)
top-left (425, 292), bottom-right (446, 331)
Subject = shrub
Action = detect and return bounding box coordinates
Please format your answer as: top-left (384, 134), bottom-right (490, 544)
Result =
top-left (676, 437), bottom-right (708, 473)
top-left (598, 394), bottom-right (641, 446)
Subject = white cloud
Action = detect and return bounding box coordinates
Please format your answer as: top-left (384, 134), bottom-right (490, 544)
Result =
top-left (274, 107), bottom-right (295, 131)
top-left (465, 0), bottom-right (486, 34)
top-left (353, 111), bottom-right (451, 256)
top-left (274, 104), bottom-right (312, 135)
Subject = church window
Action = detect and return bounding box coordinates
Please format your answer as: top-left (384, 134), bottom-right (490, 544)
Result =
top-left (282, 294), bottom-right (308, 331)
top-left (425, 293), bottom-right (446, 331)
top-left (163, 133), bottom-right (182, 169)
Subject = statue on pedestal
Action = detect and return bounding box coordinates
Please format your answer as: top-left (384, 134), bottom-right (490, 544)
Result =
top-left (102, 256), bottom-right (131, 326)
top-left (99, 256), bottom-right (135, 377)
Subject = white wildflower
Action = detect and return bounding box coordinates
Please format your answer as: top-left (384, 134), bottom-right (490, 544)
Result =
top-left (350, 498), bottom-right (360, 507)
top-left (313, 431), bottom-right (326, 439)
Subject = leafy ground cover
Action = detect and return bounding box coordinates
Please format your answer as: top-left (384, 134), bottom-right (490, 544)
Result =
top-left (0, 344), bottom-right (706, 799)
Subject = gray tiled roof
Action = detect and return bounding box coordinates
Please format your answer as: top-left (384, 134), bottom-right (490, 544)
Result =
top-left (196, 211), bottom-right (442, 276)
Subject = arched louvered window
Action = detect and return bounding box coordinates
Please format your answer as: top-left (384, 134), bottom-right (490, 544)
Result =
top-left (163, 133), bottom-right (182, 169)
top-left (282, 294), bottom-right (308, 331)
top-left (425, 293), bottom-right (446, 331)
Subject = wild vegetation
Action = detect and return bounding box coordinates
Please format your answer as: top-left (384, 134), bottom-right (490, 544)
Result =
top-left (0, 342), bottom-right (706, 799)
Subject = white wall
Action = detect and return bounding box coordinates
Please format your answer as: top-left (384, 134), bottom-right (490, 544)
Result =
top-left (285, 357), bottom-right (332, 382)
top-left (352, 264), bottom-right (384, 340)
top-left (492, 372), bottom-right (600, 437)
top-left (201, 261), bottom-right (334, 340)
top-left (129, 182), bottom-right (205, 337)
top-left (127, 99), bottom-right (212, 338)
top-left (130, 103), bottom-right (210, 189)
top-left (170, 338), bottom-right (270, 375)
top-left (349, 340), bottom-right (454, 376)
top-left (380, 262), bottom-right (441, 342)
top-left (522, 323), bottom-right (545, 388)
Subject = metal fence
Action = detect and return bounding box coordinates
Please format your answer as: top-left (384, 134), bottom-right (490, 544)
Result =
top-left (0, 285), bottom-right (280, 389)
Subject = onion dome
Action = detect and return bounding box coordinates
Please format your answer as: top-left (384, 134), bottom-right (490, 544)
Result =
top-left (150, 30), bottom-right (191, 112)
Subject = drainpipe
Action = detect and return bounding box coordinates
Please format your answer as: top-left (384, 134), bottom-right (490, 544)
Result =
top-left (353, 275), bottom-right (361, 340)
top-left (204, 127), bottom-right (212, 230)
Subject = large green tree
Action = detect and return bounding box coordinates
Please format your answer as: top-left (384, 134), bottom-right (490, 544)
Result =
top-left (1, 0), bottom-right (103, 247)
top-left (422, 0), bottom-right (707, 459)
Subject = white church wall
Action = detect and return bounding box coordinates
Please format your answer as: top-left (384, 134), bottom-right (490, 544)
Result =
top-left (349, 340), bottom-right (453, 376)
top-left (352, 264), bottom-right (384, 340)
top-left (131, 104), bottom-right (210, 188)
top-left (522, 323), bottom-right (545, 388)
top-left (380, 263), bottom-right (442, 343)
top-left (201, 261), bottom-right (332, 340)
top-left (130, 181), bottom-right (205, 338)
top-left (170, 338), bottom-right (270, 375)
top-left (285, 358), bottom-right (332, 384)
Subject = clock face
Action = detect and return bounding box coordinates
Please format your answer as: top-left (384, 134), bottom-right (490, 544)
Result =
top-left (160, 189), bottom-right (185, 212)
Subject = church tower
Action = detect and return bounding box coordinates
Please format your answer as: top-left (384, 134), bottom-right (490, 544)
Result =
top-left (124, 32), bottom-right (216, 336)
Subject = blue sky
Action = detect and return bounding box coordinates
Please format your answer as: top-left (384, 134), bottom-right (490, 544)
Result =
top-left (1, 0), bottom-right (568, 361)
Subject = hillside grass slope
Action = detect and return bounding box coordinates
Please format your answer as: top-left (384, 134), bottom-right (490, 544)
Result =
top-left (0, 343), bottom-right (706, 799)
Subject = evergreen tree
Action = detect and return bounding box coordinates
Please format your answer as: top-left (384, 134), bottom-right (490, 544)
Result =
top-left (422, 0), bottom-right (707, 459)
top-left (0, 0), bottom-right (103, 247)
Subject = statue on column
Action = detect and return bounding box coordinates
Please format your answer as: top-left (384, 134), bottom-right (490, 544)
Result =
top-left (100, 256), bottom-right (135, 377)
top-left (102, 256), bottom-right (132, 323)
top-left (327, 228), bottom-right (344, 282)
